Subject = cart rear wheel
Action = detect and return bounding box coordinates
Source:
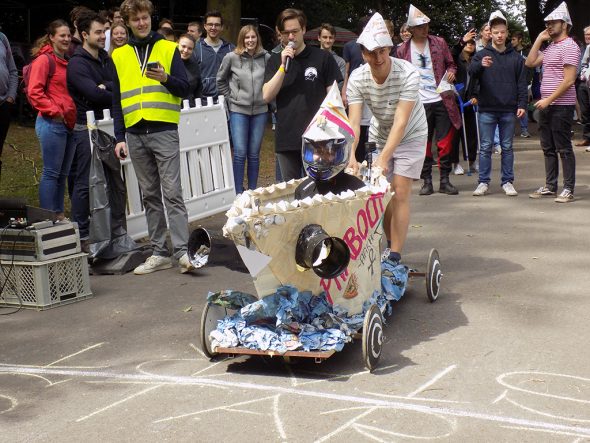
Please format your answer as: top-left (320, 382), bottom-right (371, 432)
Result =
top-left (426, 248), bottom-right (442, 302)
top-left (200, 303), bottom-right (226, 358)
top-left (362, 304), bottom-right (384, 371)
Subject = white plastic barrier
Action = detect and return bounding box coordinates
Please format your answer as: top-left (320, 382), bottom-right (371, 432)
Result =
top-left (87, 97), bottom-right (235, 240)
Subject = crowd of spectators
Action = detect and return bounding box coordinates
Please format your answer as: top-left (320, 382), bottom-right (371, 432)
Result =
top-left (0, 0), bottom-right (589, 274)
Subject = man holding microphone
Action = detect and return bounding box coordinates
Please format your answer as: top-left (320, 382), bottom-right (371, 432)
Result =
top-left (263, 8), bottom-right (342, 181)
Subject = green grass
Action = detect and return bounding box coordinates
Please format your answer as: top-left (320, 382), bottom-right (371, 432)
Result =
top-left (0, 121), bottom-right (278, 210)
top-left (1, 123), bottom-right (43, 207)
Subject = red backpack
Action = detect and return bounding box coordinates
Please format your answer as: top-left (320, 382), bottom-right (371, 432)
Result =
top-left (21, 53), bottom-right (56, 107)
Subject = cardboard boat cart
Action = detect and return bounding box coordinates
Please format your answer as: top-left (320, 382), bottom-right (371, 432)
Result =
top-left (198, 180), bottom-right (443, 371)
top-left (200, 250), bottom-right (442, 370)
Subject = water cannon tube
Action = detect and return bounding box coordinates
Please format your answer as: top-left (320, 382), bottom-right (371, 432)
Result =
top-left (295, 224), bottom-right (350, 279)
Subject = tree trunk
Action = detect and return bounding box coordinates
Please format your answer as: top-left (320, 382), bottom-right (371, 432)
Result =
top-left (207, 0), bottom-right (241, 45)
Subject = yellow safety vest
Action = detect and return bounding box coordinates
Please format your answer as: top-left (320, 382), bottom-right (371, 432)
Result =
top-left (112, 40), bottom-right (181, 128)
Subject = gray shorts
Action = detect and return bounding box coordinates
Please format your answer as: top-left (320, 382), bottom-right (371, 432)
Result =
top-left (371, 136), bottom-right (427, 181)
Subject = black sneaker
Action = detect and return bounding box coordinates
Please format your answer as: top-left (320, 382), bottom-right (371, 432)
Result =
top-left (439, 181), bottom-right (459, 195)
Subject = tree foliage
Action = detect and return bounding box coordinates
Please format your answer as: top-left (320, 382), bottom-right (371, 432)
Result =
top-left (525, 0), bottom-right (590, 43)
top-left (243, 0), bottom-right (501, 43)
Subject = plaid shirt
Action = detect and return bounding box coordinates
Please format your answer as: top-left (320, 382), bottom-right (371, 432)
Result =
top-left (397, 35), bottom-right (461, 129)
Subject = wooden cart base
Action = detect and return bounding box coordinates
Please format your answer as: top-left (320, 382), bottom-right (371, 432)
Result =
top-left (200, 249), bottom-right (442, 371)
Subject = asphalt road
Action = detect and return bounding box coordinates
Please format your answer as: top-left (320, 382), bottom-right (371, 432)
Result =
top-left (2, 126), bottom-right (590, 442)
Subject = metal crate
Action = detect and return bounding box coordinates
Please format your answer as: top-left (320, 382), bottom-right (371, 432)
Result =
top-left (0, 253), bottom-right (92, 310)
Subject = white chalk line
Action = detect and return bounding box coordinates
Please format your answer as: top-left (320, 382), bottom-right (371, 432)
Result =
top-left (354, 421), bottom-right (455, 440)
top-left (314, 407), bottom-right (377, 443)
top-left (189, 343), bottom-right (207, 359)
top-left (492, 389), bottom-right (508, 404)
top-left (363, 391), bottom-right (468, 404)
top-left (45, 342), bottom-right (105, 367)
top-left (504, 396), bottom-right (590, 423)
top-left (3, 365), bottom-right (590, 437)
top-left (0, 394), bottom-right (18, 415)
top-left (294, 363), bottom-right (399, 387)
top-left (406, 364), bottom-right (457, 398)
top-left (76, 384), bottom-right (161, 422)
top-left (497, 371), bottom-right (590, 404)
top-left (500, 425), bottom-right (590, 439)
top-left (273, 394), bottom-right (287, 441)
top-left (319, 405), bottom-right (456, 440)
top-left (154, 394), bottom-right (277, 424)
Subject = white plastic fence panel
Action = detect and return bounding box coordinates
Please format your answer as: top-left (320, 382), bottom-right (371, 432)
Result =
top-left (87, 99), bottom-right (235, 240)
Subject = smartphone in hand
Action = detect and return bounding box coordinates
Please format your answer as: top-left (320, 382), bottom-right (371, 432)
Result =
top-left (146, 61), bottom-right (159, 71)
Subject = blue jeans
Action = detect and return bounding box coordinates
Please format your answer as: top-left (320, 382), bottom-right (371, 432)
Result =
top-left (478, 111), bottom-right (516, 185)
top-left (229, 112), bottom-right (267, 193)
top-left (35, 116), bottom-right (75, 213)
top-left (70, 130), bottom-right (92, 238)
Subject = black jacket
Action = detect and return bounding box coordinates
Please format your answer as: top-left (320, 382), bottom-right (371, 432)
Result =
top-left (469, 43), bottom-right (527, 113)
top-left (66, 46), bottom-right (114, 124)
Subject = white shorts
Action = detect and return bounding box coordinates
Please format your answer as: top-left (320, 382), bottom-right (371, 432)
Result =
top-left (371, 136), bottom-right (427, 182)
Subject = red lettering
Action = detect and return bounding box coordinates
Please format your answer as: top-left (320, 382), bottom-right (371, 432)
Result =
top-left (343, 227), bottom-right (362, 260)
top-left (357, 209), bottom-right (368, 240)
top-left (366, 196), bottom-right (380, 228)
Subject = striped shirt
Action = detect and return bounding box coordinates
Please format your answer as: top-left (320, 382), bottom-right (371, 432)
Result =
top-left (347, 57), bottom-right (428, 148)
top-left (541, 37), bottom-right (581, 105)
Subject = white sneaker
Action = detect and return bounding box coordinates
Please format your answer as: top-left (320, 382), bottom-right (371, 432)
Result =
top-left (554, 188), bottom-right (574, 203)
top-left (134, 255), bottom-right (173, 275)
top-left (502, 182), bottom-right (518, 196)
top-left (585, 146), bottom-right (590, 152)
top-left (494, 145), bottom-right (502, 154)
top-left (472, 183), bottom-right (489, 196)
top-left (178, 253), bottom-right (195, 274)
top-left (453, 164), bottom-right (465, 175)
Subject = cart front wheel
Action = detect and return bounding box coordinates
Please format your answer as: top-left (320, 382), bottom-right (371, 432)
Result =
top-left (362, 304), bottom-right (384, 371)
top-left (426, 248), bottom-right (442, 302)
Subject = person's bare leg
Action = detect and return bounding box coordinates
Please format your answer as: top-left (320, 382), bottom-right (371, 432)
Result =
top-left (388, 175), bottom-right (413, 255)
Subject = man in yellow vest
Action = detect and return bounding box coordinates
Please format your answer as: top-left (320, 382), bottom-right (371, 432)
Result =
top-left (112, 0), bottom-right (192, 275)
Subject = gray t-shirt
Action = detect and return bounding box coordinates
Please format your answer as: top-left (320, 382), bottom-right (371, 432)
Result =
top-left (347, 57), bottom-right (428, 148)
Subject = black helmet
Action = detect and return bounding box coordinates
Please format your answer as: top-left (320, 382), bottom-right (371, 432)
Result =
top-left (302, 137), bottom-right (351, 181)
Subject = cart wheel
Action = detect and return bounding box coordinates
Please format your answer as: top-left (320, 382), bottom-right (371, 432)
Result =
top-left (200, 303), bottom-right (226, 358)
top-left (362, 304), bottom-right (384, 371)
top-left (426, 248), bottom-right (442, 302)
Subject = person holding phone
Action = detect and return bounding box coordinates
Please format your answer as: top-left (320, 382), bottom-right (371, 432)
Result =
top-left (111, 0), bottom-right (193, 274)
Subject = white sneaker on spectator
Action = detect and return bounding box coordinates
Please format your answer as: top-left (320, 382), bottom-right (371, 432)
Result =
top-left (494, 145), bottom-right (502, 154)
top-left (472, 183), bottom-right (488, 196)
top-left (453, 164), bottom-right (464, 175)
top-left (134, 255), bottom-right (172, 275)
top-left (554, 188), bottom-right (574, 203)
top-left (585, 146), bottom-right (590, 152)
top-left (178, 253), bottom-right (195, 274)
top-left (502, 182), bottom-right (518, 196)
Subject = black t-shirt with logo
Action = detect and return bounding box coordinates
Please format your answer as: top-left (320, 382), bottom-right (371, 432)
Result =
top-left (265, 45), bottom-right (342, 152)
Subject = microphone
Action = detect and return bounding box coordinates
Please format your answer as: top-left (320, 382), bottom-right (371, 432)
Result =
top-left (285, 41), bottom-right (296, 73)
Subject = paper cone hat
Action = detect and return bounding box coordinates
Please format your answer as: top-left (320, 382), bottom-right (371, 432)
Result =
top-left (356, 12), bottom-right (394, 51)
top-left (407, 4), bottom-right (430, 27)
top-left (303, 82), bottom-right (354, 143)
top-left (544, 1), bottom-right (572, 26)
top-left (488, 10), bottom-right (507, 26)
